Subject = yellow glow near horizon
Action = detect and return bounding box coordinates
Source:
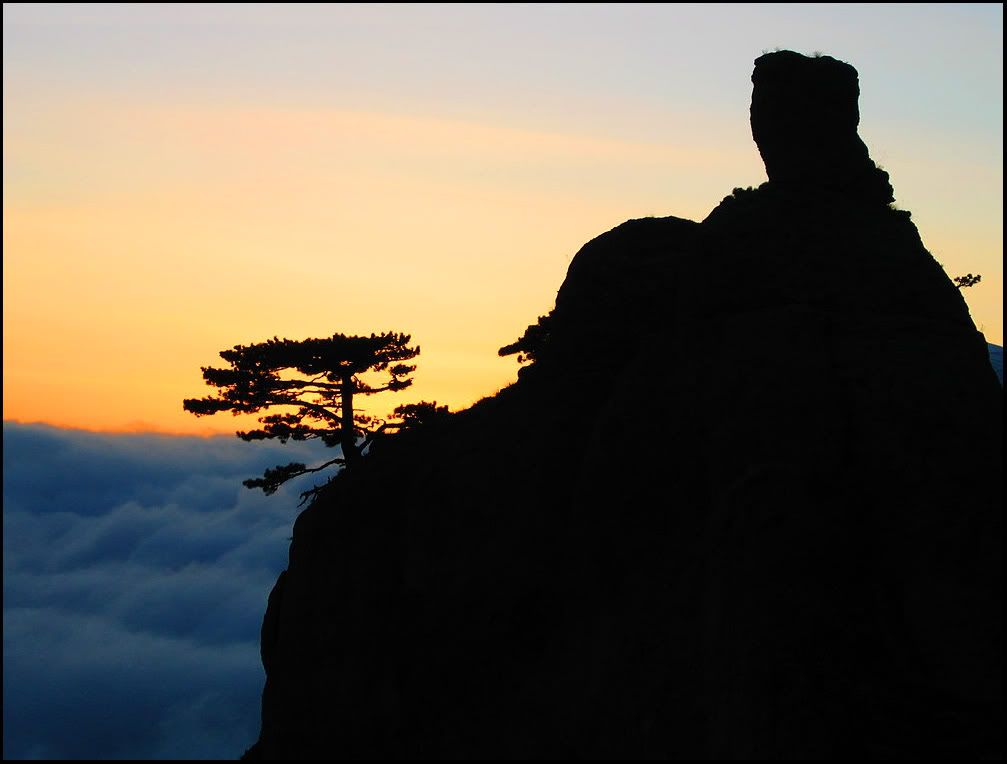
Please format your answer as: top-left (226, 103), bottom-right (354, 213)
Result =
top-left (4, 96), bottom-right (1003, 433)
top-left (4, 99), bottom-right (751, 433)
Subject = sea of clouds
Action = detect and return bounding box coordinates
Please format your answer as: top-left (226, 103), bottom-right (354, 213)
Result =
top-left (2, 422), bottom-right (335, 759)
top-left (987, 343), bottom-right (1003, 384)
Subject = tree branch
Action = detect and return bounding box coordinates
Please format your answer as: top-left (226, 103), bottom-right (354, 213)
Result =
top-left (262, 397), bottom-right (344, 425)
top-left (359, 421), bottom-right (390, 453)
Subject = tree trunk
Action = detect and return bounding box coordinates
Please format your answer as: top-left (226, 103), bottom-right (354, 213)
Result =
top-left (340, 376), bottom-right (361, 468)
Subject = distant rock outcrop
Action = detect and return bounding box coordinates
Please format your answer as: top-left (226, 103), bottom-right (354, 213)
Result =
top-left (751, 50), bottom-right (894, 204)
top-left (242, 51), bottom-right (1002, 760)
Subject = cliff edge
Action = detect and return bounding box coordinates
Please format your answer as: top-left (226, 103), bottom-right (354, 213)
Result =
top-left (243, 51), bottom-right (1002, 759)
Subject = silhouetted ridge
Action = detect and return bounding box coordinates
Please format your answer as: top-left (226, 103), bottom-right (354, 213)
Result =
top-left (241, 51), bottom-right (1002, 760)
top-left (751, 50), bottom-right (894, 204)
top-left (528, 215), bottom-right (699, 373)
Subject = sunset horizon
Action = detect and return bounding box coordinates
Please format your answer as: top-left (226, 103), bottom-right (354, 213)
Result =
top-left (4, 4), bottom-right (1002, 435)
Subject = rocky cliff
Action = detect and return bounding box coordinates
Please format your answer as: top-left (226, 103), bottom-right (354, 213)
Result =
top-left (243, 51), bottom-right (1003, 759)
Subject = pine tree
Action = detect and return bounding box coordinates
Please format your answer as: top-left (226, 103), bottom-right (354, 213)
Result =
top-left (184, 332), bottom-right (420, 498)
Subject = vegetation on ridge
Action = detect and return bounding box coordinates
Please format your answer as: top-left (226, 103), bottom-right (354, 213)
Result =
top-left (183, 332), bottom-right (447, 502)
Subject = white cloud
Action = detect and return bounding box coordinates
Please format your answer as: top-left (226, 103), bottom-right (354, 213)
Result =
top-left (2, 422), bottom-right (334, 759)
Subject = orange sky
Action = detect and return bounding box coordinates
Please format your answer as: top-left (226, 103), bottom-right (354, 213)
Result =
top-left (3, 101), bottom-right (752, 433)
top-left (3, 5), bottom-right (1002, 434)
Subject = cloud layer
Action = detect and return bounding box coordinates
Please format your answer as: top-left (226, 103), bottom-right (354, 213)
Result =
top-left (2, 422), bottom-right (335, 759)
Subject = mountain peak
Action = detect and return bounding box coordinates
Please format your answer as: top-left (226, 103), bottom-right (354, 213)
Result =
top-left (242, 52), bottom-right (1002, 760)
top-left (751, 50), bottom-right (895, 204)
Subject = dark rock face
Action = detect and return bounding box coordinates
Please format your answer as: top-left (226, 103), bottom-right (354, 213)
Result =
top-left (751, 50), bottom-right (894, 204)
top-left (242, 52), bottom-right (1002, 759)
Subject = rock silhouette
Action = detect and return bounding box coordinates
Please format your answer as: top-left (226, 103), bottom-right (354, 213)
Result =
top-left (750, 50), bottom-right (894, 204)
top-left (242, 51), bottom-right (1002, 759)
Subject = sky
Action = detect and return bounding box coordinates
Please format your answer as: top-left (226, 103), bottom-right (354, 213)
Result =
top-left (3, 3), bottom-right (1003, 434)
